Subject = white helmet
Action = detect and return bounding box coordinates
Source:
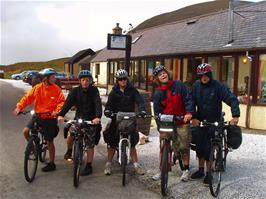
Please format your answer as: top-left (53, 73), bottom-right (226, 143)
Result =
top-left (115, 69), bottom-right (128, 79)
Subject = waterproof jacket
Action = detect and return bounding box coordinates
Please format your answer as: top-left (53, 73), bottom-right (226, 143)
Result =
top-left (58, 86), bottom-right (102, 120)
top-left (153, 80), bottom-right (193, 125)
top-left (105, 83), bottom-right (145, 113)
top-left (191, 79), bottom-right (240, 122)
top-left (16, 82), bottom-right (65, 119)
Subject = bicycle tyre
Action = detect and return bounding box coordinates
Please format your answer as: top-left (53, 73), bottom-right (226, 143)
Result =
top-left (161, 144), bottom-right (170, 196)
top-left (24, 137), bottom-right (39, 183)
top-left (121, 140), bottom-right (127, 186)
top-left (39, 138), bottom-right (48, 163)
top-left (222, 135), bottom-right (228, 171)
top-left (209, 144), bottom-right (222, 197)
top-left (73, 140), bottom-right (82, 187)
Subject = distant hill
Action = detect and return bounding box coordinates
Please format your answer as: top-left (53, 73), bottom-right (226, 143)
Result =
top-left (0, 57), bottom-right (69, 79)
top-left (132, 0), bottom-right (251, 32)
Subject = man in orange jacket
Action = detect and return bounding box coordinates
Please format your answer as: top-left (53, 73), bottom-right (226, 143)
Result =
top-left (13, 68), bottom-right (65, 172)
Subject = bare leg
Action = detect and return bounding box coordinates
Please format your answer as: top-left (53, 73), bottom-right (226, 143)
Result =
top-left (47, 140), bottom-right (55, 162)
top-left (23, 127), bottom-right (30, 140)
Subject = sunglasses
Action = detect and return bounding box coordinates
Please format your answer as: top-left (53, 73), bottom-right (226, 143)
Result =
top-left (117, 78), bottom-right (127, 81)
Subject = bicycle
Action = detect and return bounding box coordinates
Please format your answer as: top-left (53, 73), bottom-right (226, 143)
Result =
top-left (109, 112), bottom-right (149, 186)
top-left (199, 116), bottom-right (229, 197)
top-left (64, 118), bottom-right (97, 188)
top-left (157, 114), bottom-right (185, 196)
top-left (19, 110), bottom-right (49, 183)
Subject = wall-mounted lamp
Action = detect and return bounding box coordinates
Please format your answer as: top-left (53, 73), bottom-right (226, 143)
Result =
top-left (242, 57), bottom-right (248, 64)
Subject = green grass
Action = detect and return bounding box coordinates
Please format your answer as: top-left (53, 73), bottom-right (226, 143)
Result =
top-left (0, 57), bottom-right (69, 79)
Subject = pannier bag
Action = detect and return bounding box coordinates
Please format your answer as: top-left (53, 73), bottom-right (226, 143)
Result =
top-left (226, 125), bottom-right (242, 149)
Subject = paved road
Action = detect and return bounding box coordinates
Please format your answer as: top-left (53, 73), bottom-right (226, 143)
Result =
top-left (0, 81), bottom-right (160, 199)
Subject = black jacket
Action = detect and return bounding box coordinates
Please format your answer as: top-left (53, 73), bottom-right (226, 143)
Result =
top-left (105, 84), bottom-right (146, 113)
top-left (58, 86), bottom-right (102, 120)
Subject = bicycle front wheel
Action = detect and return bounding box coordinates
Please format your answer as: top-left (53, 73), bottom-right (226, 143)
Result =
top-left (121, 140), bottom-right (128, 186)
top-left (24, 137), bottom-right (39, 182)
top-left (73, 140), bottom-right (82, 187)
top-left (209, 144), bottom-right (222, 197)
top-left (161, 144), bottom-right (170, 196)
top-left (39, 138), bottom-right (48, 163)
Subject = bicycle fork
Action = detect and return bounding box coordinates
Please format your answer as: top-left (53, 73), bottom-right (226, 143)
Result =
top-left (118, 138), bottom-right (131, 164)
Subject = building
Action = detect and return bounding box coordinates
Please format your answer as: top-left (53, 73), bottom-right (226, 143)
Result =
top-left (90, 1), bottom-right (266, 129)
top-left (64, 48), bottom-right (95, 77)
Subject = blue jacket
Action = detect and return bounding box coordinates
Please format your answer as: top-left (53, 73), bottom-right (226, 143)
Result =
top-left (191, 79), bottom-right (240, 122)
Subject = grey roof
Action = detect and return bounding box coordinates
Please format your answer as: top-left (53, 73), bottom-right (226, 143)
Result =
top-left (66, 48), bottom-right (95, 64)
top-left (79, 50), bottom-right (102, 67)
top-left (91, 1), bottom-right (266, 62)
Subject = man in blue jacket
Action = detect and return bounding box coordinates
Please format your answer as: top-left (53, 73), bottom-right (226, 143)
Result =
top-left (191, 63), bottom-right (240, 184)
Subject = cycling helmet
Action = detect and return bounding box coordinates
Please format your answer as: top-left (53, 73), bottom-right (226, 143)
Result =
top-left (226, 125), bottom-right (242, 149)
top-left (153, 65), bottom-right (166, 77)
top-left (39, 68), bottom-right (57, 76)
top-left (78, 70), bottom-right (92, 79)
top-left (196, 63), bottom-right (212, 75)
top-left (115, 69), bottom-right (128, 79)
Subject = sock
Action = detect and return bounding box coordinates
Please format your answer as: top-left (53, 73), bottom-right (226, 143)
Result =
top-left (133, 162), bottom-right (139, 168)
top-left (183, 165), bottom-right (189, 170)
top-left (86, 162), bottom-right (92, 167)
top-left (67, 148), bottom-right (72, 154)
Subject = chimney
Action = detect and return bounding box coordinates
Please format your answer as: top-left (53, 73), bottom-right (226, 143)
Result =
top-left (228, 0), bottom-right (234, 44)
top-left (112, 23), bottom-right (122, 35)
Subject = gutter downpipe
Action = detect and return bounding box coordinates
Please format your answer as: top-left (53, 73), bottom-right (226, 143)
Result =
top-left (245, 51), bottom-right (252, 129)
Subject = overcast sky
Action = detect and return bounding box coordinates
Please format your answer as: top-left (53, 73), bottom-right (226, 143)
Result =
top-left (0, 0), bottom-right (263, 65)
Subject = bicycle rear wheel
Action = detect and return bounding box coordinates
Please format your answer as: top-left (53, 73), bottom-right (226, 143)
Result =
top-left (24, 137), bottom-right (39, 182)
top-left (161, 144), bottom-right (170, 196)
top-left (121, 140), bottom-right (128, 186)
top-left (73, 140), bottom-right (82, 187)
top-left (208, 144), bottom-right (222, 197)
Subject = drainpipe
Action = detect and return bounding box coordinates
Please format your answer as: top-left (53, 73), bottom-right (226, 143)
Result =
top-left (245, 51), bottom-right (253, 129)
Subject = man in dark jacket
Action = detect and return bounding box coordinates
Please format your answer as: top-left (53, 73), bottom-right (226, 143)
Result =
top-left (191, 63), bottom-right (240, 184)
top-left (58, 70), bottom-right (102, 176)
top-left (103, 69), bottom-right (146, 175)
top-left (152, 65), bottom-right (193, 182)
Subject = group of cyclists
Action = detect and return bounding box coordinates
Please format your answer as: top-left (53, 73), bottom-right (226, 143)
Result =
top-left (13, 62), bottom-right (240, 185)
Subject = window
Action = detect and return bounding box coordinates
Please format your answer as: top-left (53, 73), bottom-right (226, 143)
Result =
top-left (147, 61), bottom-right (154, 92)
top-left (258, 54), bottom-right (266, 103)
top-left (109, 62), bottom-right (114, 84)
top-left (237, 56), bottom-right (251, 104)
top-left (208, 57), bottom-right (220, 80)
top-left (222, 57), bottom-right (234, 91)
top-left (95, 64), bottom-right (100, 75)
top-left (133, 61), bottom-right (139, 87)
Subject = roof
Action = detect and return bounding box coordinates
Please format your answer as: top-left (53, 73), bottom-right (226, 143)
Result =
top-left (79, 50), bottom-right (102, 67)
top-left (65, 48), bottom-right (95, 64)
top-left (132, 0), bottom-right (251, 32)
top-left (91, 1), bottom-right (266, 62)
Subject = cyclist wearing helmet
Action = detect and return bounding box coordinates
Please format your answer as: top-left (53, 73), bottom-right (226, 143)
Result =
top-left (57, 70), bottom-right (102, 176)
top-left (190, 63), bottom-right (240, 184)
top-left (103, 69), bottom-right (146, 175)
top-left (13, 68), bottom-right (65, 172)
top-left (152, 65), bottom-right (193, 182)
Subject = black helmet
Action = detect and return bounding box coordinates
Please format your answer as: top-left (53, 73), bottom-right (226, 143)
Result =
top-left (78, 70), bottom-right (92, 79)
top-left (226, 125), bottom-right (242, 149)
top-left (153, 65), bottom-right (166, 77)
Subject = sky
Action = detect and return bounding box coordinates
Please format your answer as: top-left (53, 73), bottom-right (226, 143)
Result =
top-left (0, 0), bottom-right (263, 65)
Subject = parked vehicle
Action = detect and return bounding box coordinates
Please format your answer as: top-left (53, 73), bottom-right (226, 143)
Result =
top-left (11, 71), bottom-right (28, 80)
top-left (23, 71), bottom-right (39, 85)
top-left (0, 70), bottom-right (4, 79)
top-left (55, 72), bottom-right (67, 79)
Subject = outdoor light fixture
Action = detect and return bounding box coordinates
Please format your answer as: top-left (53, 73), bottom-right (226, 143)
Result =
top-left (242, 57), bottom-right (248, 64)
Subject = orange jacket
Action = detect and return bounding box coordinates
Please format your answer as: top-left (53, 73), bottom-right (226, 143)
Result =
top-left (16, 82), bottom-right (65, 118)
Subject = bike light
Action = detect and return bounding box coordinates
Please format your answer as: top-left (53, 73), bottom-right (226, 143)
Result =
top-left (214, 122), bottom-right (219, 126)
top-left (124, 116), bottom-right (130, 119)
top-left (78, 119), bottom-right (83, 123)
top-left (30, 110), bottom-right (35, 115)
top-left (159, 128), bottom-right (174, 132)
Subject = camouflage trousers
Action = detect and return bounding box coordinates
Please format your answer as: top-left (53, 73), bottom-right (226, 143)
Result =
top-left (171, 124), bottom-right (192, 154)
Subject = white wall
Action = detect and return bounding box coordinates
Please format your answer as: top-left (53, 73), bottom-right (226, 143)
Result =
top-left (91, 62), bottom-right (107, 85)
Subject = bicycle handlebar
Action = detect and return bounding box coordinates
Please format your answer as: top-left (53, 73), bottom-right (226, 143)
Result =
top-left (64, 119), bottom-right (95, 125)
top-left (18, 110), bottom-right (51, 116)
top-left (199, 120), bottom-right (228, 127)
